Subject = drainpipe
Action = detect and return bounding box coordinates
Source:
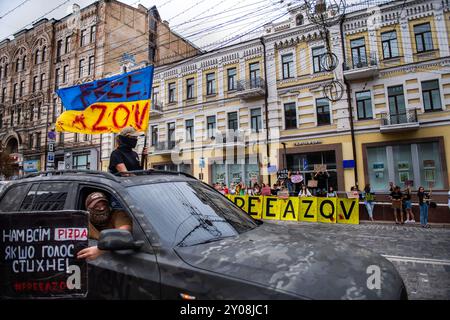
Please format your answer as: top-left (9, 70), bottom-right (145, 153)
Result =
top-left (340, 15), bottom-right (359, 189)
top-left (260, 37), bottom-right (271, 186)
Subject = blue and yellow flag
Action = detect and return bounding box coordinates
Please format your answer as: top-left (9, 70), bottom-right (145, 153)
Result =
top-left (55, 66), bottom-right (154, 134)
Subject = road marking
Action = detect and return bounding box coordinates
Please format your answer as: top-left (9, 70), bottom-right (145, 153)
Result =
top-left (382, 255), bottom-right (450, 266)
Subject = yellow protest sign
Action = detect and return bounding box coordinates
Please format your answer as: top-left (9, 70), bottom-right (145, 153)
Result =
top-left (337, 198), bottom-right (359, 225)
top-left (247, 196), bottom-right (263, 219)
top-left (280, 197), bottom-right (299, 221)
top-left (232, 196), bottom-right (247, 212)
top-left (299, 197), bottom-right (318, 222)
top-left (262, 196), bottom-right (280, 220)
top-left (318, 198), bottom-right (337, 224)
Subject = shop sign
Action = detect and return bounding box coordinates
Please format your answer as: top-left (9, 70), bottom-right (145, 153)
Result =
top-left (294, 140), bottom-right (322, 146)
top-left (23, 160), bottom-right (40, 173)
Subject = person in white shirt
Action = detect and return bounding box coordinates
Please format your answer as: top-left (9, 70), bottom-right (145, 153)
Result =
top-left (298, 184), bottom-right (312, 197)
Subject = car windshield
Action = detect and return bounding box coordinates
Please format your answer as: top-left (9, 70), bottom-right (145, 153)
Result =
top-left (127, 181), bottom-right (258, 247)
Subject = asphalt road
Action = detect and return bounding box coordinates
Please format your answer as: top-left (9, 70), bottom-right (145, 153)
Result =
top-left (267, 221), bottom-right (450, 300)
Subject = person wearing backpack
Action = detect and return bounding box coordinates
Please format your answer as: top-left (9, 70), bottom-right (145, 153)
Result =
top-left (363, 184), bottom-right (375, 221)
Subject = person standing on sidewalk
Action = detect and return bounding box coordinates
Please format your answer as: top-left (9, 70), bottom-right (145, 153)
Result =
top-left (403, 185), bottom-right (415, 224)
top-left (363, 184), bottom-right (375, 222)
top-left (390, 186), bottom-right (404, 224)
top-left (418, 186), bottom-right (432, 228)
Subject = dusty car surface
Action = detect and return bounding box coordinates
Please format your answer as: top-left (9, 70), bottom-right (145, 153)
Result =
top-left (0, 170), bottom-right (408, 300)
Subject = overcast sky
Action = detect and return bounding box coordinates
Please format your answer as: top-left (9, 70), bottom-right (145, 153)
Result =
top-left (0, 0), bottom-right (381, 50)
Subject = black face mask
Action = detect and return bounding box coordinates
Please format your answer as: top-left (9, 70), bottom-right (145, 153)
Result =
top-left (119, 135), bottom-right (138, 149)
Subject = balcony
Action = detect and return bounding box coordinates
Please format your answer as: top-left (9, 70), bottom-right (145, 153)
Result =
top-left (236, 77), bottom-right (266, 100)
top-left (343, 53), bottom-right (379, 81)
top-left (150, 102), bottom-right (163, 117)
top-left (153, 140), bottom-right (175, 154)
top-left (380, 109), bottom-right (420, 133)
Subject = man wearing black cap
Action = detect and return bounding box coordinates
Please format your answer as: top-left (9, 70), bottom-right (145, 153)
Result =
top-left (77, 191), bottom-right (132, 260)
top-left (109, 126), bottom-right (146, 174)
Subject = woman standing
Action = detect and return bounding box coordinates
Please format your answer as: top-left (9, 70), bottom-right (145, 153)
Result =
top-left (363, 184), bottom-right (375, 222)
top-left (403, 186), bottom-right (414, 224)
top-left (418, 186), bottom-right (432, 228)
top-left (390, 186), bottom-right (403, 224)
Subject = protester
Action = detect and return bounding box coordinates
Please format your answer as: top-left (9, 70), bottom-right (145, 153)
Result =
top-left (390, 186), bottom-right (404, 224)
top-left (253, 183), bottom-right (261, 196)
top-left (109, 126), bottom-right (146, 174)
top-left (261, 183), bottom-right (272, 196)
top-left (363, 184), bottom-right (375, 222)
top-left (326, 186), bottom-right (337, 198)
top-left (314, 169), bottom-right (330, 197)
top-left (229, 183), bottom-right (236, 195)
top-left (298, 184), bottom-right (312, 197)
top-left (222, 183), bottom-right (229, 195)
top-left (77, 191), bottom-right (132, 260)
top-left (403, 185), bottom-right (415, 224)
top-left (418, 186), bottom-right (432, 228)
top-left (271, 183), bottom-right (280, 196)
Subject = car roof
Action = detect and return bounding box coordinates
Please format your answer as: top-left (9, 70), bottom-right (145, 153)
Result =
top-left (9, 170), bottom-right (198, 187)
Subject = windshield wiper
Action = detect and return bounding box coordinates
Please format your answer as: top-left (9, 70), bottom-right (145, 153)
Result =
top-left (175, 218), bottom-right (231, 247)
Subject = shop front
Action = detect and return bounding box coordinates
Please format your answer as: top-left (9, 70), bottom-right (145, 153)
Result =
top-left (362, 137), bottom-right (448, 192)
top-left (280, 143), bottom-right (345, 194)
top-left (210, 161), bottom-right (260, 186)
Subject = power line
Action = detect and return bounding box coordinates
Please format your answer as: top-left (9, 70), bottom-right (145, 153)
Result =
top-left (0, 0), bottom-right (32, 20)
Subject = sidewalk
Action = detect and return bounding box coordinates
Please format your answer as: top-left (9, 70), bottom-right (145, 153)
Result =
top-left (359, 220), bottom-right (450, 229)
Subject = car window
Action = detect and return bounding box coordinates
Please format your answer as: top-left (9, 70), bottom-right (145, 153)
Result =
top-left (19, 183), bottom-right (70, 211)
top-left (127, 181), bottom-right (257, 247)
top-left (0, 184), bottom-right (30, 212)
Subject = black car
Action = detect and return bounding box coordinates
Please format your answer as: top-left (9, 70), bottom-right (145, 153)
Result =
top-left (0, 170), bottom-right (407, 300)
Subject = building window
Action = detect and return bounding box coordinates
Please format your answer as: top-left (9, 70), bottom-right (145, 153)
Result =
top-left (351, 37), bottom-right (367, 68)
top-left (79, 59), bottom-right (85, 78)
top-left (19, 81), bottom-right (25, 97)
top-left (151, 125), bottom-right (158, 146)
top-left (250, 108), bottom-right (262, 133)
top-left (422, 80), bottom-right (442, 112)
top-left (4, 64), bottom-right (8, 78)
top-left (1, 87), bottom-right (6, 103)
top-left (73, 154), bottom-right (90, 170)
top-left (12, 83), bottom-right (17, 103)
top-left (74, 133), bottom-right (79, 143)
top-left (83, 134), bottom-right (90, 142)
top-left (55, 68), bottom-right (60, 88)
top-left (414, 23), bottom-right (433, 53)
top-left (65, 36), bottom-right (71, 54)
top-left (228, 112), bottom-right (238, 132)
top-left (37, 103), bottom-right (41, 120)
top-left (381, 31), bottom-right (399, 59)
top-left (30, 104), bottom-right (34, 122)
top-left (32, 76), bottom-right (37, 92)
top-left (388, 85), bottom-right (406, 124)
top-left (207, 115), bottom-right (216, 139)
top-left (296, 14), bottom-right (304, 26)
top-left (168, 82), bottom-right (176, 103)
top-left (284, 102), bottom-right (297, 129)
top-left (10, 109), bottom-right (14, 126)
top-left (316, 98), bottom-right (331, 126)
top-left (63, 65), bottom-right (69, 83)
top-left (249, 63), bottom-right (260, 88)
top-left (22, 56), bottom-right (26, 71)
top-left (34, 50), bottom-right (40, 64)
top-left (186, 78), bottom-right (194, 100)
top-left (185, 119), bottom-right (194, 142)
top-left (312, 46), bottom-right (325, 73)
top-left (227, 68), bottom-right (236, 91)
top-left (80, 29), bottom-right (87, 47)
top-left (167, 122), bottom-right (175, 149)
top-left (40, 74), bottom-right (45, 90)
top-left (42, 47), bottom-right (47, 62)
top-left (56, 40), bottom-right (63, 60)
top-left (17, 108), bottom-right (21, 124)
top-left (36, 132), bottom-right (41, 150)
top-left (90, 25), bottom-right (96, 43)
top-left (0, 113), bottom-right (3, 129)
top-left (356, 91), bottom-right (373, 120)
top-left (153, 87), bottom-right (159, 106)
top-left (206, 73), bottom-right (216, 95)
top-left (88, 56), bottom-right (95, 75)
top-left (282, 53), bottom-right (294, 79)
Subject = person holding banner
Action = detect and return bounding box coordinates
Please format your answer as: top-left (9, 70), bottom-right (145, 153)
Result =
top-left (109, 126), bottom-right (146, 174)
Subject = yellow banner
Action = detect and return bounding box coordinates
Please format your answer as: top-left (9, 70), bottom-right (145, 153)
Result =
top-left (318, 198), bottom-right (337, 224)
top-left (224, 195), bottom-right (359, 225)
top-left (55, 100), bottom-right (150, 134)
top-left (279, 197), bottom-right (299, 221)
top-left (337, 198), bottom-right (359, 225)
top-left (299, 197), bottom-right (318, 222)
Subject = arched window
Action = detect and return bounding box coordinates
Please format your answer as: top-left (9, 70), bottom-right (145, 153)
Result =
top-left (42, 46), bottom-right (47, 62)
top-left (35, 49), bottom-right (40, 64)
top-left (22, 56), bottom-right (26, 71)
top-left (296, 14), bottom-right (304, 26)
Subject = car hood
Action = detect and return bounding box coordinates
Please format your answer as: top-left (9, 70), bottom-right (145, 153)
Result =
top-left (174, 222), bottom-right (405, 300)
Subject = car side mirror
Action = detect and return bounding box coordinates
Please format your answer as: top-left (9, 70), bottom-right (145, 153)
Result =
top-left (97, 229), bottom-right (144, 251)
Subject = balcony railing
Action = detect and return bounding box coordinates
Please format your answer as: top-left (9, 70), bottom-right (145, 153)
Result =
top-left (154, 140), bottom-right (175, 152)
top-left (150, 102), bottom-right (163, 116)
top-left (236, 77), bottom-right (265, 99)
top-left (380, 109), bottom-right (420, 133)
top-left (343, 52), bottom-right (379, 80)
